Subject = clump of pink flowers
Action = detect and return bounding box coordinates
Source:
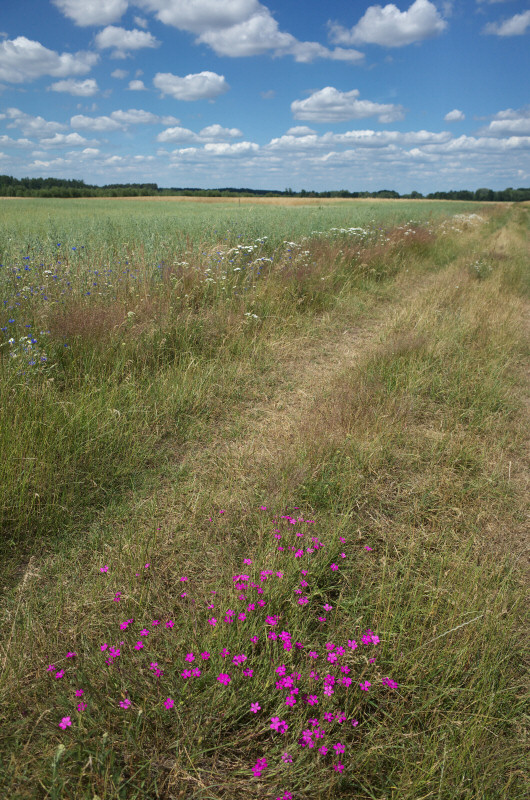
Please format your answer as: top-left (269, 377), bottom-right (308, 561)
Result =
top-left (47, 504), bottom-right (400, 798)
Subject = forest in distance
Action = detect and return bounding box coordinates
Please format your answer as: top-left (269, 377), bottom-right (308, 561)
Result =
top-left (1, 174), bottom-right (529, 202)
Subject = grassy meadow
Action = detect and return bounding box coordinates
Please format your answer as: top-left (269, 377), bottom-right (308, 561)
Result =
top-left (0, 198), bottom-right (528, 799)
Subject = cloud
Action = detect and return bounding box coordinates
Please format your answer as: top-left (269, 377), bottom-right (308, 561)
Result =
top-left (478, 108), bottom-right (530, 136)
top-left (128, 79), bottom-right (147, 90)
top-left (153, 71), bottom-right (229, 101)
top-left (157, 123), bottom-right (242, 143)
top-left (49, 78), bottom-right (99, 96)
top-left (52, 0), bottom-right (128, 27)
top-left (71, 108), bottom-right (181, 130)
top-left (291, 87), bottom-right (405, 123)
top-left (483, 10), bottom-right (530, 36)
top-left (0, 36), bottom-right (98, 83)
top-left (5, 108), bottom-right (67, 137)
top-left (0, 134), bottom-right (33, 147)
top-left (266, 127), bottom-right (451, 151)
top-left (135, 0), bottom-right (262, 34)
top-left (40, 132), bottom-right (96, 147)
top-left (95, 26), bottom-right (160, 57)
top-left (328, 0), bottom-right (448, 48)
top-left (199, 124), bottom-right (243, 140)
top-left (110, 108), bottom-right (179, 125)
top-left (71, 114), bottom-right (123, 131)
top-left (204, 141), bottom-right (259, 155)
top-left (286, 126), bottom-right (317, 136)
top-left (444, 108), bottom-right (465, 121)
top-left (137, 0), bottom-right (362, 62)
top-left (112, 69), bottom-right (128, 79)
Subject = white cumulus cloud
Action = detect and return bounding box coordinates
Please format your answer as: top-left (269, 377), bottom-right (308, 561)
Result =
top-left (135, 0), bottom-right (262, 34)
top-left (204, 141), bottom-right (259, 155)
top-left (49, 78), bottom-right (99, 96)
top-left (483, 10), bottom-right (530, 36)
top-left (53, 0), bottom-right (128, 27)
top-left (329, 0), bottom-right (447, 48)
top-left (5, 108), bottom-right (67, 137)
top-left (157, 123), bottom-right (243, 143)
top-left (40, 132), bottom-right (95, 147)
top-left (71, 108), bottom-right (180, 130)
top-left (128, 79), bottom-right (147, 90)
top-left (444, 108), bottom-right (465, 121)
top-left (479, 108), bottom-right (530, 136)
top-left (153, 71), bottom-right (229, 101)
top-left (291, 87), bottom-right (405, 123)
top-left (136, 0), bottom-right (362, 62)
top-left (95, 26), bottom-right (160, 57)
top-left (0, 36), bottom-right (98, 83)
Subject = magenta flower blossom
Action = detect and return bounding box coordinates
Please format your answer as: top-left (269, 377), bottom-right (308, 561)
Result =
top-left (333, 742), bottom-right (345, 754)
top-left (360, 681), bottom-right (371, 691)
top-left (59, 716), bottom-right (72, 729)
top-left (347, 639), bottom-right (358, 650)
top-left (164, 697), bottom-right (174, 709)
top-left (66, 651), bottom-right (76, 658)
top-left (77, 702), bottom-right (87, 712)
top-left (201, 652), bottom-right (210, 660)
top-left (217, 673), bottom-right (231, 685)
top-left (208, 618), bottom-right (217, 626)
top-left (166, 620), bottom-right (174, 628)
top-left (281, 752), bottom-right (293, 763)
top-left (324, 712), bottom-right (334, 722)
top-left (185, 653), bottom-right (194, 662)
top-left (307, 695), bottom-right (318, 705)
top-left (382, 677), bottom-right (398, 689)
top-left (100, 565), bottom-right (108, 573)
top-left (75, 689), bottom-right (84, 697)
top-left (330, 563), bottom-right (338, 571)
top-left (139, 629), bottom-right (149, 637)
top-left (134, 641), bottom-right (144, 651)
top-left (364, 545), bottom-right (373, 551)
top-left (119, 698), bottom-right (131, 709)
top-left (318, 745), bottom-right (328, 755)
top-left (243, 668), bottom-right (253, 677)
top-left (323, 603), bottom-right (333, 611)
top-left (250, 703), bottom-right (261, 713)
top-left (46, 664), bottom-right (55, 672)
top-left (351, 719), bottom-right (359, 727)
top-left (55, 670), bottom-right (64, 680)
top-left (323, 685), bottom-right (334, 696)
top-left (334, 763), bottom-right (345, 772)
top-left (252, 756), bottom-right (268, 777)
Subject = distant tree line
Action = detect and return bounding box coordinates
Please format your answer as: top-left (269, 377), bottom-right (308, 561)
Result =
top-left (0, 175), bottom-right (529, 202)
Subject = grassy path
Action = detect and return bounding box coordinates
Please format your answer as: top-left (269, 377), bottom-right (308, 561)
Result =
top-left (0, 205), bottom-right (528, 799)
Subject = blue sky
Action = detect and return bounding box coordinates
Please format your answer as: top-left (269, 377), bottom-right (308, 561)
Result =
top-left (0, 0), bottom-right (529, 192)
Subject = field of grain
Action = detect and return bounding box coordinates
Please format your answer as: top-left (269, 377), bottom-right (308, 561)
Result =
top-left (0, 198), bottom-right (528, 799)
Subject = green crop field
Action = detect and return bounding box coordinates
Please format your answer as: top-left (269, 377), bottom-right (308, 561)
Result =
top-left (0, 198), bottom-right (528, 800)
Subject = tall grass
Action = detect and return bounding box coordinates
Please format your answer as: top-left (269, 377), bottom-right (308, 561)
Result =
top-left (0, 200), bottom-right (527, 799)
